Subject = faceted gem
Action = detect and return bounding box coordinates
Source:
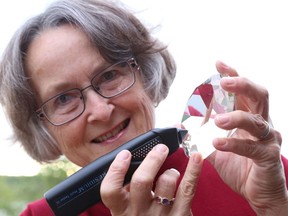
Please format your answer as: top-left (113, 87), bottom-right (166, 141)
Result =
top-left (181, 74), bottom-right (235, 158)
top-left (162, 198), bottom-right (170, 206)
top-left (155, 196), bottom-right (175, 206)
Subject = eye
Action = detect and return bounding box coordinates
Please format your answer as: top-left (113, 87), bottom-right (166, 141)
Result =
top-left (40, 88), bottom-right (83, 124)
top-left (92, 69), bottom-right (122, 88)
top-left (46, 90), bottom-right (81, 114)
top-left (91, 61), bottom-right (133, 97)
top-left (100, 70), bottom-right (119, 82)
top-left (55, 93), bottom-right (74, 106)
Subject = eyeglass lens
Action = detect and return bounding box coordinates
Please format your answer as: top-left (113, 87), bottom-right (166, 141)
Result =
top-left (40, 59), bottom-right (136, 125)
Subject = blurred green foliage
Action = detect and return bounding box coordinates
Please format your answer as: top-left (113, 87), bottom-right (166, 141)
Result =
top-left (0, 158), bottom-right (79, 216)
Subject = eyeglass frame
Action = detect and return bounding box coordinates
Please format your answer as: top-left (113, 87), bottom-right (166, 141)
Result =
top-left (35, 57), bottom-right (139, 126)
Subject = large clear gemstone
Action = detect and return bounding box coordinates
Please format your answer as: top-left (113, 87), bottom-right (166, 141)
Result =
top-left (181, 74), bottom-right (235, 158)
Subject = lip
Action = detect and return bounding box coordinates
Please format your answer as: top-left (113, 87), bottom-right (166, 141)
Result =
top-left (91, 119), bottom-right (130, 144)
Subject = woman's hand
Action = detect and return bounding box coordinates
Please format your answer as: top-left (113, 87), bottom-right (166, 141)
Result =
top-left (207, 61), bottom-right (288, 216)
top-left (101, 144), bottom-right (203, 216)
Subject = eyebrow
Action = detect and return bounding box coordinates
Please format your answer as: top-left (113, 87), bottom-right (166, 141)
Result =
top-left (39, 81), bottom-right (76, 103)
top-left (38, 60), bottom-right (112, 103)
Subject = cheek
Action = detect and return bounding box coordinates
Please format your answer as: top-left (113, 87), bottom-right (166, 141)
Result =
top-left (46, 123), bottom-right (84, 153)
top-left (124, 89), bottom-right (155, 129)
top-left (126, 80), bottom-right (155, 127)
top-left (139, 94), bottom-right (155, 128)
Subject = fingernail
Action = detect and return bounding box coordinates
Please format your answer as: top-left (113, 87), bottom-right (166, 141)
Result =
top-left (218, 61), bottom-right (230, 69)
top-left (214, 139), bottom-right (227, 147)
top-left (215, 114), bottom-right (229, 125)
top-left (191, 153), bottom-right (202, 164)
top-left (170, 168), bottom-right (180, 176)
top-left (154, 144), bottom-right (167, 153)
top-left (118, 150), bottom-right (130, 161)
top-left (222, 77), bottom-right (235, 85)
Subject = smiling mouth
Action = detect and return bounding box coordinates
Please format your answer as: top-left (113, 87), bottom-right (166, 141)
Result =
top-left (92, 119), bottom-right (130, 143)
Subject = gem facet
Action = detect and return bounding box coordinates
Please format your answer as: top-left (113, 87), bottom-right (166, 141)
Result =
top-left (181, 74), bottom-right (235, 158)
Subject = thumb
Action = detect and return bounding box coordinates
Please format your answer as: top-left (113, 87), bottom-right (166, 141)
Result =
top-left (100, 150), bottom-right (131, 211)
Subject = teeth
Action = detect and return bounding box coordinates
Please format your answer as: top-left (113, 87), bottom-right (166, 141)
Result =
top-left (93, 120), bottom-right (128, 143)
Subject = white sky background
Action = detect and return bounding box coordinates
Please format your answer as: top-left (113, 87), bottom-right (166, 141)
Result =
top-left (0, 0), bottom-right (287, 176)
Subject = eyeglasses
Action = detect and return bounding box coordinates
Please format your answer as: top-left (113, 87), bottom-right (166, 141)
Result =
top-left (36, 58), bottom-right (139, 126)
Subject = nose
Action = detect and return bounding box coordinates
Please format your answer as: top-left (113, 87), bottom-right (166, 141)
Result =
top-left (84, 88), bottom-right (114, 123)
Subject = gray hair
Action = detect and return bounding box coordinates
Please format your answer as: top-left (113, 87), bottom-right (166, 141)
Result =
top-left (0, 0), bottom-right (176, 163)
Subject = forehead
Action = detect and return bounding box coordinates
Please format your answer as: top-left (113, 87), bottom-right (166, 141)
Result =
top-left (24, 24), bottom-right (106, 102)
top-left (25, 24), bottom-right (93, 70)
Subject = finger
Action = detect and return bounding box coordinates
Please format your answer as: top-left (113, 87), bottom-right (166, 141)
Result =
top-left (216, 61), bottom-right (239, 77)
top-left (172, 152), bottom-right (203, 214)
top-left (213, 113), bottom-right (282, 159)
top-left (214, 111), bottom-right (271, 139)
top-left (216, 61), bottom-right (269, 118)
top-left (152, 169), bottom-right (180, 215)
top-left (154, 168), bottom-right (180, 200)
top-left (220, 76), bottom-right (269, 118)
top-left (212, 130), bottom-right (281, 161)
top-left (100, 150), bottom-right (131, 213)
top-left (216, 59), bottom-right (268, 102)
top-left (221, 76), bottom-right (268, 100)
top-left (129, 144), bottom-right (169, 210)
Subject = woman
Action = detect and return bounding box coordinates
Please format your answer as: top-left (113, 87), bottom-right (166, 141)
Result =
top-left (0, 0), bottom-right (287, 215)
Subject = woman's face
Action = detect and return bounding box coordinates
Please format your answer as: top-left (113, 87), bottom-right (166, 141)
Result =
top-left (25, 25), bottom-right (155, 167)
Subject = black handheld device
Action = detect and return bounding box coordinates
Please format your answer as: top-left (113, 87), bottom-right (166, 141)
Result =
top-left (44, 127), bottom-right (187, 216)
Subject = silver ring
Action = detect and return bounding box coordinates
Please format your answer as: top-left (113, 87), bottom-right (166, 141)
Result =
top-left (260, 120), bottom-right (271, 140)
top-left (154, 196), bottom-right (175, 206)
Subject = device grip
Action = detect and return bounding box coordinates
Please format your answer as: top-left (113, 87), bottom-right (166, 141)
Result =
top-left (44, 127), bottom-right (187, 216)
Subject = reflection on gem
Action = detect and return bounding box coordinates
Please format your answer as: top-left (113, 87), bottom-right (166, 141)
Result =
top-left (181, 74), bottom-right (235, 158)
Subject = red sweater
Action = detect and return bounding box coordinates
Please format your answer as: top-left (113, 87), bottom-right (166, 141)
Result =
top-left (21, 148), bottom-right (288, 216)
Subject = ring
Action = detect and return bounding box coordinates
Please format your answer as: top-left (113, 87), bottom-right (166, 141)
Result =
top-left (154, 196), bottom-right (175, 206)
top-left (259, 120), bottom-right (271, 140)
